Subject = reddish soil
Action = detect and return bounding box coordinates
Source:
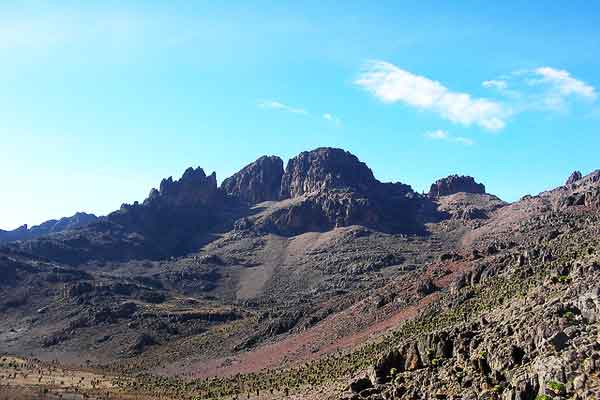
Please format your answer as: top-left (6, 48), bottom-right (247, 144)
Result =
top-left (178, 258), bottom-right (472, 379)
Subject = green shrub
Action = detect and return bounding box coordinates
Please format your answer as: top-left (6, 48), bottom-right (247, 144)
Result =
top-left (546, 380), bottom-right (565, 394)
top-left (431, 358), bottom-right (443, 367)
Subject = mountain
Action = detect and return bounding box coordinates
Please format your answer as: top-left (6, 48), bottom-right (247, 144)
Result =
top-left (0, 211), bottom-right (99, 242)
top-left (1, 148), bottom-right (600, 400)
top-left (246, 147), bottom-right (429, 235)
top-left (12, 148), bottom-right (433, 264)
top-left (15, 165), bottom-right (238, 264)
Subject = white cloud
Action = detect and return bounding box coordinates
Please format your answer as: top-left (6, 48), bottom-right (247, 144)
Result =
top-left (453, 136), bottom-right (474, 146)
top-left (356, 60), bottom-right (509, 131)
top-left (323, 113), bottom-right (342, 126)
top-left (425, 130), bottom-right (473, 145)
top-left (357, 62), bottom-right (597, 137)
top-left (531, 67), bottom-right (596, 100)
top-left (522, 67), bottom-right (597, 111)
top-left (258, 100), bottom-right (308, 115)
top-left (483, 67), bottom-right (597, 113)
top-left (425, 129), bottom-right (449, 140)
top-left (482, 79), bottom-right (508, 90)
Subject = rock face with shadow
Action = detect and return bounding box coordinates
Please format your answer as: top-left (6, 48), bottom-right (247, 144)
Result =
top-left (279, 147), bottom-right (377, 198)
top-left (253, 147), bottom-right (436, 235)
top-left (16, 167), bottom-right (236, 264)
top-left (428, 175), bottom-right (486, 198)
top-left (221, 155), bottom-right (284, 204)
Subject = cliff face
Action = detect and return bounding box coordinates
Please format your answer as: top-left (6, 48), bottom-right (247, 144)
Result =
top-left (428, 175), bottom-right (486, 198)
top-left (144, 166), bottom-right (220, 207)
top-left (221, 156), bottom-right (284, 203)
top-left (279, 147), bottom-right (378, 199)
top-left (240, 147), bottom-right (431, 235)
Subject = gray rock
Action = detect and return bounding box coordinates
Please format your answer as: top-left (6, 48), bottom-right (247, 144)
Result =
top-left (221, 155), bottom-right (284, 203)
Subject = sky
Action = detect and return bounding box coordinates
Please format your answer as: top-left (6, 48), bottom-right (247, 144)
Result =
top-left (1, 1), bottom-right (600, 230)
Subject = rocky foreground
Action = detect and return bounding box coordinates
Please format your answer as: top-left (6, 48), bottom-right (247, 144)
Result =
top-left (1, 148), bottom-right (599, 400)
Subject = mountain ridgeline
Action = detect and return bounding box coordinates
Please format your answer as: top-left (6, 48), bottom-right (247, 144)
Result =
top-left (0, 212), bottom-right (99, 242)
top-left (6, 148), bottom-right (488, 264)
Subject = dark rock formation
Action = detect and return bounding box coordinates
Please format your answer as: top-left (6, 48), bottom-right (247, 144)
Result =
top-left (565, 170), bottom-right (583, 186)
top-left (428, 175), bottom-right (485, 198)
top-left (143, 166), bottom-right (220, 207)
top-left (0, 212), bottom-right (99, 243)
top-left (18, 167), bottom-right (232, 264)
top-left (251, 148), bottom-right (433, 235)
top-left (221, 156), bottom-right (284, 203)
top-left (279, 147), bottom-right (377, 199)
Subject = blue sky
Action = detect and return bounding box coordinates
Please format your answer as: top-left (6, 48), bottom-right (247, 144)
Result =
top-left (1, 1), bottom-right (599, 230)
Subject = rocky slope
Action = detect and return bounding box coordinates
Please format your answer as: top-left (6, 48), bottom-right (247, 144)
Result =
top-left (1, 148), bottom-right (598, 400)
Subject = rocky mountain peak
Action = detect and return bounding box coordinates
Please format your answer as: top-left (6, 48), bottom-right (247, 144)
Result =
top-left (279, 147), bottom-right (377, 199)
top-left (565, 170), bottom-right (583, 186)
top-left (428, 175), bottom-right (485, 198)
top-left (145, 166), bottom-right (219, 207)
top-left (221, 155), bottom-right (284, 203)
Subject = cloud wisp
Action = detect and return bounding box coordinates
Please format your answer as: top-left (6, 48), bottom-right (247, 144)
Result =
top-left (483, 67), bottom-right (597, 113)
top-left (531, 67), bottom-right (596, 100)
top-left (323, 113), bottom-right (342, 126)
top-left (257, 100), bottom-right (308, 115)
top-left (482, 80), bottom-right (508, 90)
top-left (425, 129), bottom-right (473, 146)
top-left (356, 60), bottom-right (509, 131)
top-left (526, 67), bottom-right (597, 111)
top-left (258, 101), bottom-right (343, 128)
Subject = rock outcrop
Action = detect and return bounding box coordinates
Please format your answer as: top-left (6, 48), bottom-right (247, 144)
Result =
top-left (144, 166), bottom-right (220, 207)
top-left (279, 147), bottom-right (377, 199)
top-left (19, 167), bottom-right (230, 264)
top-left (221, 156), bottom-right (284, 203)
top-left (248, 148), bottom-right (432, 235)
top-left (428, 175), bottom-right (486, 198)
top-left (565, 170), bottom-right (583, 186)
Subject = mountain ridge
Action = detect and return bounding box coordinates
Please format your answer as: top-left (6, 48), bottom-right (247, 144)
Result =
top-left (1, 148), bottom-right (600, 399)
top-left (1, 147), bottom-right (493, 248)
